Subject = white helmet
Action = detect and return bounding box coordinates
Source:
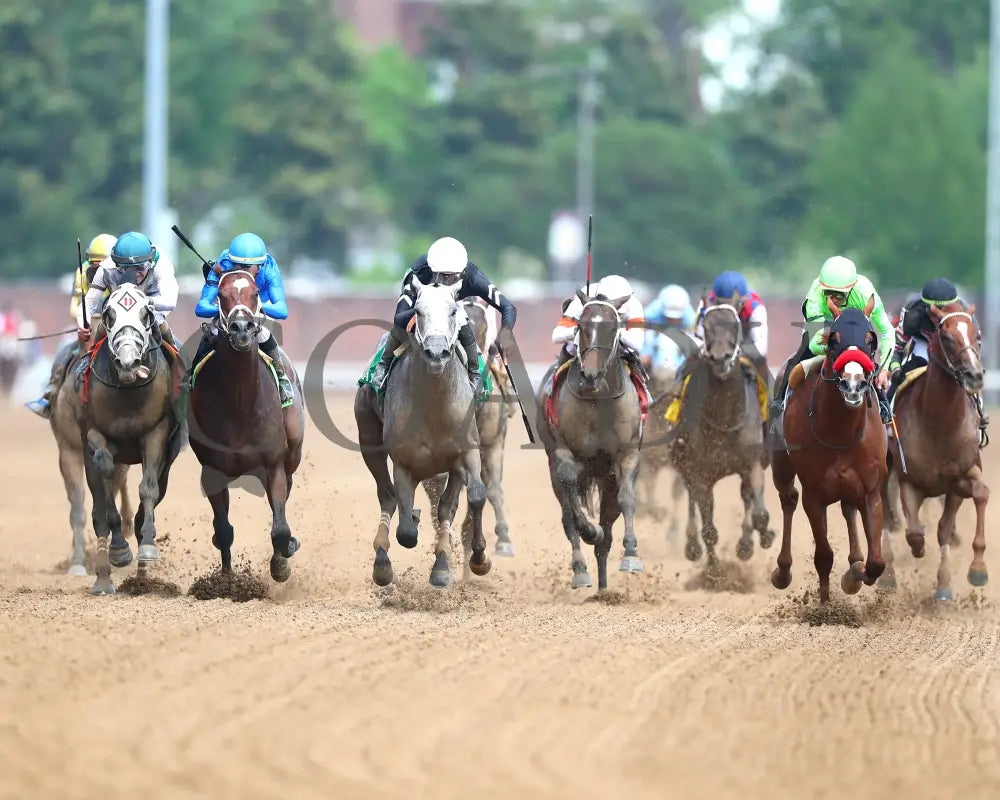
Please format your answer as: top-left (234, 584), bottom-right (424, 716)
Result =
top-left (659, 284), bottom-right (690, 317)
top-left (596, 274), bottom-right (632, 301)
top-left (427, 237), bottom-right (468, 274)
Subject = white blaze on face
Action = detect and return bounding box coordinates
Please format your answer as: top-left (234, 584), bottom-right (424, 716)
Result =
top-left (956, 319), bottom-right (983, 370)
top-left (842, 361), bottom-right (864, 379)
top-left (232, 277), bottom-right (250, 291)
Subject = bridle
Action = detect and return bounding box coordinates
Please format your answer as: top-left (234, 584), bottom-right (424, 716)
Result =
top-left (809, 348), bottom-right (874, 451)
top-left (701, 303), bottom-right (742, 370)
top-left (929, 310), bottom-right (982, 385)
top-left (218, 270), bottom-right (263, 339)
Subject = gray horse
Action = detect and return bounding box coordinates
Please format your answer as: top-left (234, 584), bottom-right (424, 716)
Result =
top-left (355, 279), bottom-right (490, 587)
top-left (537, 291), bottom-right (644, 592)
top-left (669, 302), bottom-right (774, 566)
top-left (48, 338), bottom-right (134, 575)
top-left (422, 298), bottom-right (515, 562)
top-left (74, 284), bottom-right (185, 595)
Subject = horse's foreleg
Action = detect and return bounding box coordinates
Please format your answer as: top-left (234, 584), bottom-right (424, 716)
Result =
top-left (556, 447), bottom-right (602, 545)
top-left (597, 481), bottom-right (619, 592)
top-left (483, 438), bottom-right (513, 557)
top-left (265, 464), bottom-right (297, 583)
top-left (112, 464), bottom-right (135, 555)
top-left (616, 449), bottom-right (642, 574)
top-left (964, 465), bottom-right (989, 588)
top-left (900, 480), bottom-right (927, 558)
top-left (683, 487), bottom-right (700, 561)
top-left (737, 472), bottom-right (755, 562)
top-left (770, 450), bottom-right (798, 590)
top-left (430, 471), bottom-right (462, 588)
top-left (393, 463), bottom-right (420, 550)
top-left (201, 466), bottom-right (233, 574)
top-left (548, 452), bottom-right (591, 588)
top-left (932, 491), bottom-right (963, 601)
top-left (136, 420), bottom-right (170, 569)
top-left (801, 490), bottom-right (833, 603)
top-left (882, 468), bottom-right (902, 533)
top-left (693, 484), bottom-right (719, 566)
top-left (749, 460), bottom-right (774, 550)
top-left (859, 487), bottom-right (885, 586)
top-left (360, 436), bottom-right (395, 586)
top-left (83, 439), bottom-right (114, 596)
top-left (460, 448), bottom-right (490, 578)
top-left (840, 502), bottom-right (865, 595)
top-left (58, 444), bottom-right (89, 576)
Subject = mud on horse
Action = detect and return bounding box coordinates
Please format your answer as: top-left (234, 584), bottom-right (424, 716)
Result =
top-left (880, 301), bottom-right (988, 600)
top-left (770, 300), bottom-right (888, 603)
top-left (186, 269), bottom-right (305, 582)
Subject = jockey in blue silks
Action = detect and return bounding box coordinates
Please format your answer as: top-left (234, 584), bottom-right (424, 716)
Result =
top-left (640, 283), bottom-right (696, 372)
top-left (186, 232), bottom-right (294, 407)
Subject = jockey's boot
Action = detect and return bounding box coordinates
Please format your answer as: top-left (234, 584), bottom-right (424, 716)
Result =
top-left (26, 343), bottom-right (79, 418)
top-left (876, 388), bottom-right (893, 425)
top-left (975, 393), bottom-right (990, 446)
top-left (459, 322), bottom-right (484, 397)
top-left (158, 321), bottom-right (179, 350)
top-left (182, 334), bottom-right (216, 393)
top-left (260, 334), bottom-right (294, 408)
top-left (371, 328), bottom-right (403, 389)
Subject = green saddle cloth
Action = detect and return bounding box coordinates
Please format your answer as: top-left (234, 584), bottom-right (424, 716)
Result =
top-left (358, 343), bottom-right (492, 403)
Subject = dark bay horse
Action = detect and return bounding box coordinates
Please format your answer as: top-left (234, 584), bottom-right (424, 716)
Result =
top-left (882, 302), bottom-right (988, 600)
top-left (669, 303), bottom-right (774, 566)
top-left (770, 301), bottom-right (888, 603)
top-left (74, 284), bottom-right (185, 595)
top-left (355, 279), bottom-right (490, 587)
top-left (187, 269), bottom-right (305, 583)
top-left (536, 291), bottom-right (644, 592)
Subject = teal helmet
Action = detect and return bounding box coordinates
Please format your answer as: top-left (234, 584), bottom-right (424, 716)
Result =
top-left (228, 232), bottom-right (268, 266)
top-left (111, 231), bottom-right (155, 267)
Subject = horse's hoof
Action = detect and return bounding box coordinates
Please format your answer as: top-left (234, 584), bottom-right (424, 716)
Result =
top-left (372, 546), bottom-right (393, 587)
top-left (397, 528), bottom-right (418, 549)
top-left (137, 544), bottom-right (160, 564)
top-left (619, 555), bottom-right (644, 573)
top-left (906, 532), bottom-right (926, 558)
top-left (495, 540), bottom-right (515, 558)
top-left (684, 540), bottom-right (703, 562)
top-left (933, 587), bottom-right (954, 602)
top-left (469, 553), bottom-right (492, 577)
top-left (770, 568), bottom-right (792, 591)
top-left (109, 545), bottom-right (133, 568)
top-left (736, 537), bottom-right (754, 562)
top-left (841, 571), bottom-right (862, 596)
top-left (270, 554), bottom-right (291, 583)
top-left (90, 578), bottom-right (116, 596)
top-left (877, 574), bottom-right (897, 591)
top-left (572, 571), bottom-right (593, 589)
top-left (66, 564), bottom-right (88, 577)
top-left (580, 522), bottom-right (603, 546)
top-left (759, 529), bottom-right (776, 549)
top-left (284, 536), bottom-right (300, 558)
top-left (968, 568), bottom-right (989, 587)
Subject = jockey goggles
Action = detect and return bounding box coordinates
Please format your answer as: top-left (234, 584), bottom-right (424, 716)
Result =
top-left (823, 289), bottom-right (848, 304)
top-left (432, 271), bottom-right (462, 286)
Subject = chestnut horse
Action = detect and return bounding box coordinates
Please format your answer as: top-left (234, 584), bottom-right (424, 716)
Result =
top-left (187, 269), bottom-right (305, 583)
top-left (881, 301), bottom-right (988, 600)
top-left (770, 302), bottom-right (888, 603)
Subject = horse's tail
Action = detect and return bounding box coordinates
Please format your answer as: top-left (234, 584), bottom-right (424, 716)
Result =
top-left (578, 474), bottom-right (598, 519)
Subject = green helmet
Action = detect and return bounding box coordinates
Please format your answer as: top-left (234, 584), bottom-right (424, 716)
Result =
top-left (818, 256), bottom-right (857, 292)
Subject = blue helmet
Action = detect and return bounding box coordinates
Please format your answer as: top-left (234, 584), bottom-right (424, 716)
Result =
top-left (712, 270), bottom-right (748, 301)
top-left (111, 231), bottom-right (155, 267)
top-left (228, 232), bottom-right (268, 265)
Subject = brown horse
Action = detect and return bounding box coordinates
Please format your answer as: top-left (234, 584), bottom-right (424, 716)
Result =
top-left (187, 269), bottom-right (305, 582)
top-left (770, 301), bottom-right (888, 603)
top-left (881, 302), bottom-right (988, 600)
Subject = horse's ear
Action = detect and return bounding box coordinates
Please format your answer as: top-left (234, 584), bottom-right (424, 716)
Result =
top-left (449, 282), bottom-right (463, 299)
top-left (863, 293), bottom-right (875, 318)
top-left (608, 294), bottom-right (629, 310)
top-left (211, 263), bottom-right (223, 277)
top-left (828, 330), bottom-right (840, 350)
top-left (866, 330), bottom-right (877, 354)
top-left (928, 303), bottom-right (944, 324)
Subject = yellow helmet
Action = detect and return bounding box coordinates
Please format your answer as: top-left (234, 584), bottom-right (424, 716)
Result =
top-left (86, 233), bottom-right (118, 263)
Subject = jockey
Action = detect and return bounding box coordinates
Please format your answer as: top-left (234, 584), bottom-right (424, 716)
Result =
top-left (549, 274), bottom-right (647, 380)
top-left (368, 236), bottom-right (517, 396)
top-left (186, 232), bottom-right (294, 407)
top-left (771, 255), bottom-right (894, 425)
top-left (78, 231), bottom-right (179, 358)
top-left (889, 277), bottom-right (988, 433)
top-left (641, 284), bottom-right (695, 372)
top-left (26, 233), bottom-right (117, 418)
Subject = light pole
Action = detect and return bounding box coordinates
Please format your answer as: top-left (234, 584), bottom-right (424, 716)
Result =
top-left (987, 0), bottom-right (1000, 399)
top-left (575, 48), bottom-right (606, 277)
top-left (143, 0), bottom-right (170, 253)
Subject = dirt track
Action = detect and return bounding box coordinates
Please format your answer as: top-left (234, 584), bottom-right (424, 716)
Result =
top-left (2, 393), bottom-right (999, 800)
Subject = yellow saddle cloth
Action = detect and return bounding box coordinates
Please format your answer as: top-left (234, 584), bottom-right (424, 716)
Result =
top-left (894, 365), bottom-right (927, 400)
top-left (665, 356), bottom-right (767, 424)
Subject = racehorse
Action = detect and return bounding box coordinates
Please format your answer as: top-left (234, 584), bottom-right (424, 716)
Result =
top-left (187, 269), bottom-right (305, 583)
top-left (49, 338), bottom-right (134, 575)
top-left (355, 278), bottom-right (490, 588)
top-left (536, 290), bottom-right (644, 592)
top-left (74, 284), bottom-right (185, 595)
top-left (770, 301), bottom-right (888, 603)
top-left (880, 301), bottom-right (988, 600)
top-left (668, 303), bottom-right (774, 565)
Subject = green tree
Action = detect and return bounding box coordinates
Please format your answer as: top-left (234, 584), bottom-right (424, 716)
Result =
top-left (802, 36), bottom-right (986, 289)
